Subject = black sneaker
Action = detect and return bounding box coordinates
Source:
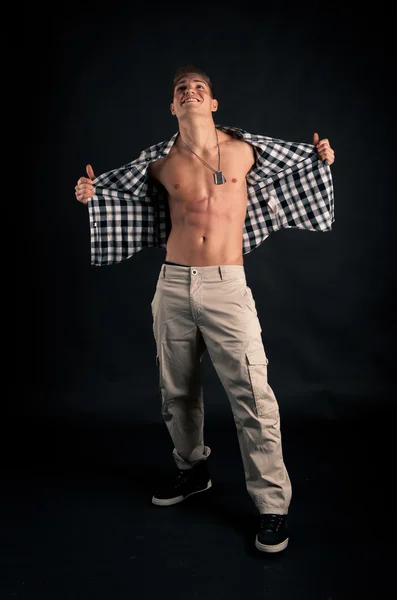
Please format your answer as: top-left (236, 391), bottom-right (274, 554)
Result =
top-left (152, 460), bottom-right (212, 506)
top-left (255, 514), bottom-right (289, 553)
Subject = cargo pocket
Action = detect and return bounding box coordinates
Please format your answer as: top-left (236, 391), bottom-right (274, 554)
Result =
top-left (246, 349), bottom-right (270, 417)
top-left (241, 285), bottom-right (258, 316)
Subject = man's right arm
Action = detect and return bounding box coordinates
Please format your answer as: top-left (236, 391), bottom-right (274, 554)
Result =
top-left (75, 164), bottom-right (96, 205)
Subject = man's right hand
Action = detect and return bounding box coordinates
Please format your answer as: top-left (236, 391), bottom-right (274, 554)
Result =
top-left (75, 164), bottom-right (96, 205)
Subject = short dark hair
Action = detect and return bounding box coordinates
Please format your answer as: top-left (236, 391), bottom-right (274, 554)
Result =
top-left (172, 64), bottom-right (215, 98)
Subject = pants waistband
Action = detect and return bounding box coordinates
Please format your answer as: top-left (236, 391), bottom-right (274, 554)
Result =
top-left (160, 263), bottom-right (246, 282)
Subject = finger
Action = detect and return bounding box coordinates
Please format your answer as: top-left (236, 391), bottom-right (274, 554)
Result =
top-left (312, 132), bottom-right (320, 146)
top-left (77, 177), bottom-right (93, 185)
top-left (86, 164), bottom-right (95, 180)
top-left (75, 192), bottom-right (89, 205)
top-left (319, 151), bottom-right (334, 163)
top-left (316, 141), bottom-right (328, 149)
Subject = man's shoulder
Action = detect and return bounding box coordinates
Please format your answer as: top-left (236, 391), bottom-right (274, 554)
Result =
top-left (217, 124), bottom-right (311, 148)
top-left (217, 124), bottom-right (269, 142)
top-left (137, 138), bottom-right (173, 161)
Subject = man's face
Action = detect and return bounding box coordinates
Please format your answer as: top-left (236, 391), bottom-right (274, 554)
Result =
top-left (170, 74), bottom-right (218, 119)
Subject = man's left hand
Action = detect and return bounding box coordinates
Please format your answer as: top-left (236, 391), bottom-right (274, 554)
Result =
top-left (313, 132), bottom-right (335, 166)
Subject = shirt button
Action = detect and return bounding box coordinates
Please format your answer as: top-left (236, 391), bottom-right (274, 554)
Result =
top-left (191, 269), bottom-right (198, 275)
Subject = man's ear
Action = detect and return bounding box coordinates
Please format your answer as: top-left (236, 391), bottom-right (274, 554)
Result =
top-left (211, 100), bottom-right (218, 112)
top-left (170, 103), bottom-right (175, 115)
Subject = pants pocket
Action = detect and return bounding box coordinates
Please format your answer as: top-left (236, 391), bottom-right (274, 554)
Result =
top-left (241, 285), bottom-right (258, 315)
top-left (246, 349), bottom-right (270, 417)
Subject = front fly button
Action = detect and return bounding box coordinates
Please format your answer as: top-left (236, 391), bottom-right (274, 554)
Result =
top-left (191, 269), bottom-right (198, 275)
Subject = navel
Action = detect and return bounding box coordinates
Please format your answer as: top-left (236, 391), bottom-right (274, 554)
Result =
top-left (232, 178), bottom-right (237, 183)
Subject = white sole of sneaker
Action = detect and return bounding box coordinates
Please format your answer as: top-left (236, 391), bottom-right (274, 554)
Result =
top-left (255, 536), bottom-right (289, 553)
top-left (152, 480), bottom-right (212, 506)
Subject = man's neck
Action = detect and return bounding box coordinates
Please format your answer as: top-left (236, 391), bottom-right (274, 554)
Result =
top-left (177, 117), bottom-right (218, 153)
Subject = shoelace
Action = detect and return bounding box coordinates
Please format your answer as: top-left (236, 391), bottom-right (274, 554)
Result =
top-left (260, 514), bottom-right (284, 532)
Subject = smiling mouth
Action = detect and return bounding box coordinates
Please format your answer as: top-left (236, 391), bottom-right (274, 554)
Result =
top-left (182, 98), bottom-right (200, 104)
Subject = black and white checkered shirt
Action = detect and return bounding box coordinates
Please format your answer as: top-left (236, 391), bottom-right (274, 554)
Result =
top-left (88, 125), bottom-right (334, 266)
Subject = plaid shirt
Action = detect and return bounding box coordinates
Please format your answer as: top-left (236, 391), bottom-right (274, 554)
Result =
top-left (88, 125), bottom-right (334, 266)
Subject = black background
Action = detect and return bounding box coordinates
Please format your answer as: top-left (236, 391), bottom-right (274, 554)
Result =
top-left (28, 2), bottom-right (395, 420)
top-left (8, 1), bottom-right (395, 598)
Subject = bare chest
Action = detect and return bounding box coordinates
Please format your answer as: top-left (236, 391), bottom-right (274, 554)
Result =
top-left (155, 152), bottom-right (249, 206)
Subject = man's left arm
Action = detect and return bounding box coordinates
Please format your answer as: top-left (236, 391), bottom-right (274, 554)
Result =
top-left (312, 132), bottom-right (335, 166)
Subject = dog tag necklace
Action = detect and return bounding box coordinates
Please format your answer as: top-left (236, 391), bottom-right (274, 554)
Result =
top-left (180, 129), bottom-right (226, 184)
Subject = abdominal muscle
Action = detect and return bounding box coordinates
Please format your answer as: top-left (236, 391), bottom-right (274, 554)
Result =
top-left (165, 196), bottom-right (246, 266)
top-left (150, 133), bottom-right (254, 266)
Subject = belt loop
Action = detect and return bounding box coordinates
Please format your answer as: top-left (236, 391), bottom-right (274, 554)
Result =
top-left (219, 266), bottom-right (226, 280)
top-left (162, 265), bottom-right (166, 278)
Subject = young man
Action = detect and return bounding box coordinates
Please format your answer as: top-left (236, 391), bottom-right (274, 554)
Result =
top-left (75, 65), bottom-right (335, 553)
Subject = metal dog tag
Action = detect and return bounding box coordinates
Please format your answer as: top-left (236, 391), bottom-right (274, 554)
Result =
top-left (214, 171), bottom-right (227, 185)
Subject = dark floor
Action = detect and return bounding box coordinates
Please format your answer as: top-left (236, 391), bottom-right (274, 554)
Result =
top-left (1, 405), bottom-right (393, 600)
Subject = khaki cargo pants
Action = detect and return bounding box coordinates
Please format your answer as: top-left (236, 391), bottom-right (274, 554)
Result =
top-left (151, 263), bottom-right (292, 515)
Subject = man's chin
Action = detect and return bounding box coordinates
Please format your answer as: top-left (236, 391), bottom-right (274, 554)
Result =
top-left (179, 108), bottom-right (206, 117)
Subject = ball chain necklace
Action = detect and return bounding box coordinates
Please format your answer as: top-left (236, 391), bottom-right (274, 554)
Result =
top-left (180, 128), bottom-right (226, 185)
